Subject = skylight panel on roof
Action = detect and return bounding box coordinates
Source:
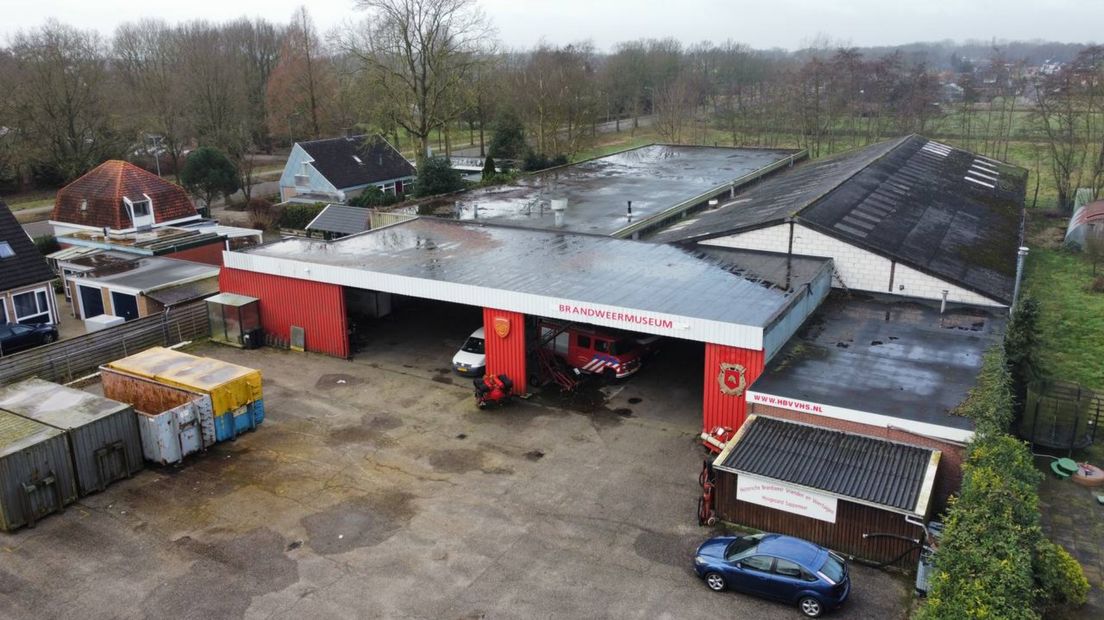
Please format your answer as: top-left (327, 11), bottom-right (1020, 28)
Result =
top-left (0, 241), bottom-right (13, 258)
top-left (921, 143), bottom-right (951, 157)
top-left (352, 155), bottom-right (363, 164)
top-left (967, 168), bottom-right (998, 182)
top-left (964, 175), bottom-right (996, 189)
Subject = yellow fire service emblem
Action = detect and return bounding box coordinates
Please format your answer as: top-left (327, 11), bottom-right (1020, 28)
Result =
top-left (493, 317), bottom-right (511, 339)
top-left (718, 362), bottom-right (747, 396)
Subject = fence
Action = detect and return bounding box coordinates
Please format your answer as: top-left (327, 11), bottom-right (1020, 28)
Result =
top-left (1019, 380), bottom-right (1103, 454)
top-left (0, 302), bottom-right (210, 386)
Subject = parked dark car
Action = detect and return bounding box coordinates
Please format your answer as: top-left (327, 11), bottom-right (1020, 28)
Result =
top-left (0, 322), bottom-right (58, 356)
top-left (693, 533), bottom-right (850, 617)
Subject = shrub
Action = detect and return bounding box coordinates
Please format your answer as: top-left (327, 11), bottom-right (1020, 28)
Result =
top-left (279, 203), bottom-right (326, 230)
top-left (955, 346), bottom-right (1015, 437)
top-left (33, 234), bottom-right (60, 256)
top-left (487, 111), bottom-right (528, 160)
top-left (481, 155), bottom-right (496, 181)
top-left (247, 198), bottom-right (280, 230)
top-left (350, 186), bottom-right (401, 208)
top-left (1034, 539), bottom-right (1089, 612)
top-left (1090, 275), bottom-right (1104, 293)
top-left (412, 157), bottom-right (464, 197)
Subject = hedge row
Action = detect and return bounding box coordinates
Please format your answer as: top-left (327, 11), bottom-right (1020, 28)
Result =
top-left (279, 203), bottom-right (326, 230)
top-left (918, 313), bottom-right (1088, 619)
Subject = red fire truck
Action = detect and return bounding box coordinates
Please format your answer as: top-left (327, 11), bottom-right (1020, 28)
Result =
top-left (538, 320), bottom-right (659, 379)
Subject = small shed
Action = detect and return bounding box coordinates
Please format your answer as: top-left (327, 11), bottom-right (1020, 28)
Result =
top-left (0, 378), bottom-right (143, 496)
top-left (712, 415), bottom-right (940, 568)
top-left (1065, 199), bottom-right (1104, 250)
top-left (205, 292), bottom-right (262, 348)
top-left (0, 410), bottom-right (78, 531)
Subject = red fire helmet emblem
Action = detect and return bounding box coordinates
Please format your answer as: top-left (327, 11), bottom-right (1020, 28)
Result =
top-left (718, 362), bottom-right (747, 396)
top-left (493, 316), bottom-right (511, 339)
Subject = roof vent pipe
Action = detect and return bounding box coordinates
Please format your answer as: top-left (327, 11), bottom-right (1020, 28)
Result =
top-left (627, 200), bottom-right (633, 222)
top-left (940, 290), bottom-right (948, 315)
top-left (551, 198), bottom-right (567, 227)
top-left (1011, 246), bottom-right (1029, 313)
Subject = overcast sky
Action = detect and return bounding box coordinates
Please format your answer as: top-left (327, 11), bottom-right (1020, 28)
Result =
top-left (1, 0), bottom-right (1098, 51)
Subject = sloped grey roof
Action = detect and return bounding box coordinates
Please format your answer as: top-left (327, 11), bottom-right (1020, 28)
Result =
top-left (718, 415), bottom-right (936, 514)
top-left (0, 201), bottom-right (55, 292)
top-left (656, 136), bottom-right (1027, 304)
top-left (299, 135), bottom-right (415, 190)
top-left (306, 204), bottom-right (371, 236)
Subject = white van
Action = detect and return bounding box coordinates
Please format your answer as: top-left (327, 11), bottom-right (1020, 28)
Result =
top-left (451, 327), bottom-right (486, 376)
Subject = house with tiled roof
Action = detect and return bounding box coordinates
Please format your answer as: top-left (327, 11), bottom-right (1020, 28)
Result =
top-left (0, 201), bottom-right (59, 325)
top-left (50, 160), bottom-right (201, 237)
top-left (279, 134), bottom-right (416, 203)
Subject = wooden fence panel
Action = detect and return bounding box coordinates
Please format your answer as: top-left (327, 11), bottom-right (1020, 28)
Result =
top-left (0, 302), bottom-right (210, 386)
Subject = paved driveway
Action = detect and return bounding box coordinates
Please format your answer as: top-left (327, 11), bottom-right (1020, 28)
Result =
top-left (0, 305), bottom-right (910, 619)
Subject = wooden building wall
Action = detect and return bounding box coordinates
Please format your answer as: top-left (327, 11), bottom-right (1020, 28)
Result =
top-left (714, 470), bottom-right (925, 569)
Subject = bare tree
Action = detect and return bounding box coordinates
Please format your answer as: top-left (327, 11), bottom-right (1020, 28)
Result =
top-left (1034, 66), bottom-right (1089, 212)
top-left (7, 21), bottom-right (122, 182)
top-left (114, 19), bottom-right (191, 176)
top-left (654, 78), bottom-right (694, 143)
top-left (346, 0), bottom-right (494, 162)
top-left (267, 7), bottom-right (334, 142)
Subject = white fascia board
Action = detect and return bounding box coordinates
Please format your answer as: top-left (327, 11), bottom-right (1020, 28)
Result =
top-left (746, 390), bottom-right (975, 443)
top-left (223, 251), bottom-right (765, 349)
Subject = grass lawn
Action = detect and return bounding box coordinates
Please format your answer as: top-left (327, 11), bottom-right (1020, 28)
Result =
top-left (1023, 241), bottom-right (1104, 391)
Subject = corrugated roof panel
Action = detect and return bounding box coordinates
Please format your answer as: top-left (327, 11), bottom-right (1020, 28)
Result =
top-left (718, 416), bottom-right (936, 513)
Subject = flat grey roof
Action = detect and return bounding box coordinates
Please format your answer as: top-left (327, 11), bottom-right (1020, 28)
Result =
top-left (751, 293), bottom-right (1006, 432)
top-left (417, 144), bottom-right (798, 236)
top-left (82, 256), bottom-right (219, 292)
top-left (235, 218), bottom-right (811, 331)
top-left (0, 378), bottom-right (130, 429)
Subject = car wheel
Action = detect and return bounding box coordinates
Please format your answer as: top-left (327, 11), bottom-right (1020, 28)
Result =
top-left (799, 596), bottom-right (823, 618)
top-left (42, 333), bottom-right (56, 344)
top-left (704, 572), bottom-right (726, 592)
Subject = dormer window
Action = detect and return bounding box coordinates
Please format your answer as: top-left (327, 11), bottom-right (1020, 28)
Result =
top-left (131, 200), bottom-right (150, 217)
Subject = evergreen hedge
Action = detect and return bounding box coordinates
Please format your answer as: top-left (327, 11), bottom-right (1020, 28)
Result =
top-left (918, 319), bottom-right (1088, 619)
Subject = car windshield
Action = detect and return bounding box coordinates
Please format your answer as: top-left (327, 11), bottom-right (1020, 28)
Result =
top-left (819, 554), bottom-right (846, 584)
top-left (724, 534), bottom-right (765, 561)
top-left (461, 337), bottom-right (485, 354)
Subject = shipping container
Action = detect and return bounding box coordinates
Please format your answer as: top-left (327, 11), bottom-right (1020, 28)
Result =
top-left (0, 410), bottom-right (78, 531)
top-left (104, 347), bottom-right (263, 417)
top-left (101, 367), bottom-right (217, 465)
top-left (0, 378), bottom-right (143, 496)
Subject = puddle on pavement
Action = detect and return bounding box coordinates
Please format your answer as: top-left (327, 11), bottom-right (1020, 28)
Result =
top-left (314, 373), bottom-right (365, 390)
top-left (325, 413), bottom-right (403, 448)
top-left (143, 528), bottom-right (298, 617)
top-left (427, 448), bottom-right (513, 475)
top-left (301, 492), bottom-right (415, 555)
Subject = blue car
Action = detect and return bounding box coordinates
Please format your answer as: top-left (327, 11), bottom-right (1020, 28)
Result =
top-left (693, 533), bottom-right (850, 617)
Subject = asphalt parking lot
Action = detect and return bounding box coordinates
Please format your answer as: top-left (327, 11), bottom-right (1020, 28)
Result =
top-left (0, 301), bottom-right (911, 619)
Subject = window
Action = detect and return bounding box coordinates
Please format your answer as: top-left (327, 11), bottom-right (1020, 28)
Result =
top-left (595, 340), bottom-right (610, 353)
top-left (0, 301), bottom-right (6, 323)
top-left (131, 200), bottom-right (150, 217)
top-left (774, 559), bottom-right (803, 578)
top-left (111, 292), bottom-right (140, 321)
top-left (724, 534), bottom-right (765, 561)
top-left (576, 335), bottom-right (591, 348)
top-left (0, 241), bottom-right (13, 258)
top-left (12, 288), bottom-right (51, 324)
top-left (740, 556), bottom-right (773, 572)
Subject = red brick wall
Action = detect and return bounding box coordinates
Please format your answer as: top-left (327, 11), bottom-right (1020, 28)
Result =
top-left (749, 403), bottom-right (965, 516)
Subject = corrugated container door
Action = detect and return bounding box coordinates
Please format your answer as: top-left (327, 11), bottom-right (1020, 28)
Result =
top-left (0, 411), bottom-right (78, 531)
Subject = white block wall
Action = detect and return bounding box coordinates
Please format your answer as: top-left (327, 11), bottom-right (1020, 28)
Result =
top-left (702, 224), bottom-right (1005, 308)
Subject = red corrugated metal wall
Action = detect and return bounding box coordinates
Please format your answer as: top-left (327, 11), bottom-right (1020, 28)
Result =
top-left (702, 343), bottom-right (765, 433)
top-left (165, 241), bottom-right (225, 266)
top-left (219, 268), bottom-right (349, 358)
top-left (482, 307), bottom-right (526, 394)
